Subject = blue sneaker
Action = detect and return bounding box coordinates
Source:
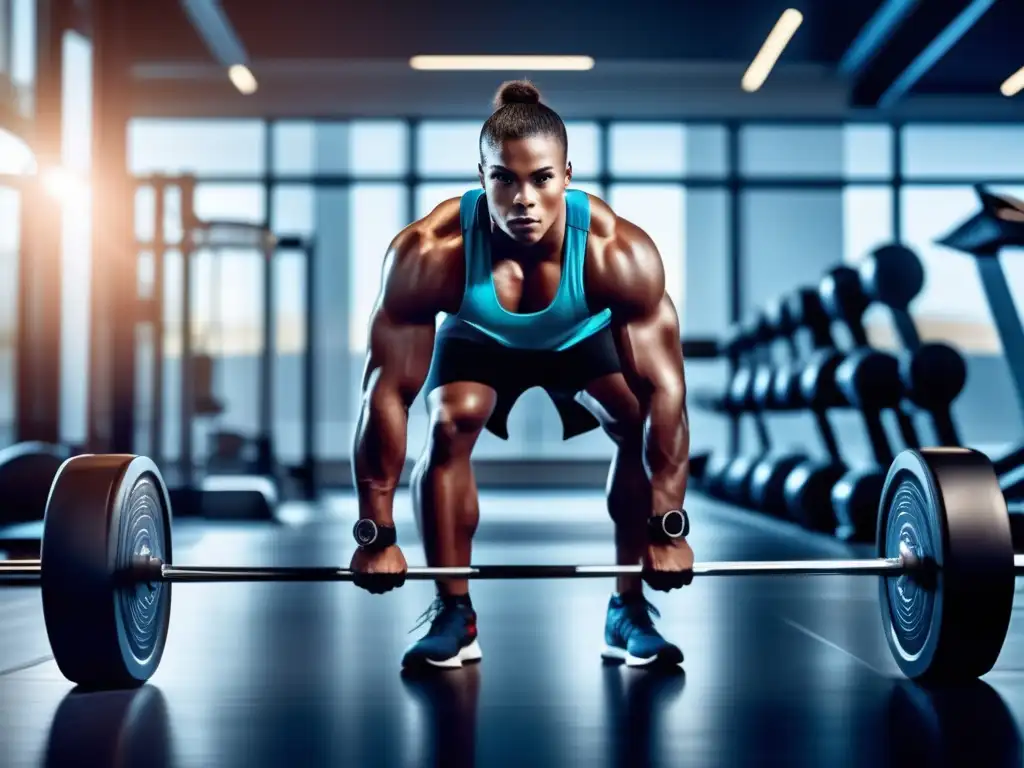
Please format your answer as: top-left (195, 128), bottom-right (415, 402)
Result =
top-left (402, 595), bottom-right (482, 670)
top-left (601, 592), bottom-right (683, 668)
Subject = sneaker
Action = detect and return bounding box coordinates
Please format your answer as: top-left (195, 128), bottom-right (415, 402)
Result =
top-left (402, 595), bottom-right (482, 670)
top-left (601, 592), bottom-right (683, 668)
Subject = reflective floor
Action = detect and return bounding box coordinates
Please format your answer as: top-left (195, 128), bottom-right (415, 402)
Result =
top-left (3, 491), bottom-right (1024, 767)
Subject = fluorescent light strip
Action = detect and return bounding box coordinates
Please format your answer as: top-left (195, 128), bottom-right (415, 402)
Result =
top-left (409, 55), bottom-right (594, 71)
top-left (228, 64), bottom-right (258, 95)
top-left (741, 8), bottom-right (804, 93)
top-left (1001, 65), bottom-right (1024, 97)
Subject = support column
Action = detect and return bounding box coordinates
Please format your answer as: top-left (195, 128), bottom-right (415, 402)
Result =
top-left (15, 0), bottom-right (67, 444)
top-left (87, 0), bottom-right (134, 452)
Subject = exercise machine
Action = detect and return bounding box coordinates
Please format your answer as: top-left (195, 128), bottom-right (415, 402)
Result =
top-left (134, 176), bottom-right (318, 518)
top-left (937, 186), bottom-right (1024, 505)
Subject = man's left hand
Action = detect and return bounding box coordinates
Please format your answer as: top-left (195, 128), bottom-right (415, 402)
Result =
top-left (642, 539), bottom-right (695, 592)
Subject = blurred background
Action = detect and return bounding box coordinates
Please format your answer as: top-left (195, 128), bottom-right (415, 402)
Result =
top-left (1, 0), bottom-right (1023, 491)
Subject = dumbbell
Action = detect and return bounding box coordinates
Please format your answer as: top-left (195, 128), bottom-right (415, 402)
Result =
top-left (857, 244), bottom-right (967, 446)
top-left (702, 318), bottom-right (774, 499)
top-left (782, 339), bottom-right (906, 536)
top-left (748, 289), bottom-right (834, 516)
top-left (819, 265), bottom-right (922, 450)
top-left (720, 311), bottom-right (787, 504)
top-left (813, 265), bottom-right (916, 541)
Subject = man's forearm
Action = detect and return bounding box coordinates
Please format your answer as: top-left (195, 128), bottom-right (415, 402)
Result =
top-left (644, 384), bottom-right (690, 517)
top-left (351, 386), bottom-right (409, 526)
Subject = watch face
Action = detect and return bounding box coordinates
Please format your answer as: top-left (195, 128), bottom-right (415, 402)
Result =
top-left (354, 519), bottom-right (378, 546)
top-left (662, 510), bottom-right (685, 537)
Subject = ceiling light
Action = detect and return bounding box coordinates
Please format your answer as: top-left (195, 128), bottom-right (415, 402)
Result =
top-left (1000, 65), bottom-right (1024, 97)
top-left (409, 55), bottom-right (594, 71)
top-left (742, 9), bottom-right (804, 93)
top-left (228, 64), bottom-right (258, 95)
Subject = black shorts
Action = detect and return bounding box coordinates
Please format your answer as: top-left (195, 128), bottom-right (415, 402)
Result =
top-left (423, 319), bottom-right (622, 440)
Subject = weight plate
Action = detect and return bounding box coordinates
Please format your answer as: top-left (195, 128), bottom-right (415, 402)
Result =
top-left (41, 455), bottom-right (173, 688)
top-left (877, 448), bottom-right (1014, 682)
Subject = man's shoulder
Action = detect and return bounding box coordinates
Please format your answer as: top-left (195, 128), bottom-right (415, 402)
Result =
top-left (392, 196), bottom-right (465, 265)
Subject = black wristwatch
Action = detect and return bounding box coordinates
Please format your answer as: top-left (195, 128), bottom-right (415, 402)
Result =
top-left (647, 509), bottom-right (689, 544)
top-left (353, 519), bottom-right (397, 552)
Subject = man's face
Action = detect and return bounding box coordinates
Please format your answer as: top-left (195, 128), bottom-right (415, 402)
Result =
top-left (479, 134), bottom-right (572, 245)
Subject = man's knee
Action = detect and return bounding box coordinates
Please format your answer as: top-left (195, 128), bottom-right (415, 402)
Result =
top-left (426, 392), bottom-right (492, 463)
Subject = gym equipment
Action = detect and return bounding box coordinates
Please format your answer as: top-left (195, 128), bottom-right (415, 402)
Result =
top-left (720, 311), bottom-right (784, 504)
top-left (938, 186), bottom-right (1024, 502)
top-left (2, 446), bottom-right (1016, 688)
top-left (0, 441), bottom-right (72, 525)
top-left (694, 320), bottom-right (772, 498)
top-left (811, 266), bottom-right (916, 541)
top-left (748, 289), bottom-right (833, 516)
top-left (847, 243), bottom-right (968, 448)
top-left (135, 176), bottom-right (318, 518)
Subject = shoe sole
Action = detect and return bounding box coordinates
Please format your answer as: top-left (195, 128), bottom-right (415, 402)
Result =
top-left (601, 644), bottom-right (683, 668)
top-left (403, 638), bottom-right (483, 670)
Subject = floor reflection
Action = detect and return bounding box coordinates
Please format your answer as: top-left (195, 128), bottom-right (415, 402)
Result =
top-left (43, 685), bottom-right (174, 767)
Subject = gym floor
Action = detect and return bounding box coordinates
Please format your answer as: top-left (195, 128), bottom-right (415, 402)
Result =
top-left (1, 492), bottom-right (1023, 767)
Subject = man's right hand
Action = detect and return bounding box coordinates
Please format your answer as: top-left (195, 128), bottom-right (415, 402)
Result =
top-left (350, 544), bottom-right (409, 594)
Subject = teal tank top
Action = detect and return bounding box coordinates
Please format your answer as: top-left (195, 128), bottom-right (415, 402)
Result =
top-left (449, 188), bottom-right (612, 351)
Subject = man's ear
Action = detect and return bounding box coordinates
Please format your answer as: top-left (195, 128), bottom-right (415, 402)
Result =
top-left (478, 163), bottom-right (485, 188)
top-left (565, 161), bottom-right (573, 187)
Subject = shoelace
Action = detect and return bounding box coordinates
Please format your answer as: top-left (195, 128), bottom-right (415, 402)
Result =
top-left (409, 597), bottom-right (467, 635)
top-left (616, 596), bottom-right (661, 638)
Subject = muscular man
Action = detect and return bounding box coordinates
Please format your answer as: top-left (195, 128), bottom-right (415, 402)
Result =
top-left (351, 80), bottom-right (694, 671)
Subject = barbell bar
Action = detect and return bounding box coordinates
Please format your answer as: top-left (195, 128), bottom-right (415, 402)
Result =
top-left (3, 556), bottom-right (913, 583)
top-left (5, 446), bottom-right (1020, 689)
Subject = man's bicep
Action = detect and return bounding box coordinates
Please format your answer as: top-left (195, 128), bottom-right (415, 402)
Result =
top-left (618, 295), bottom-right (685, 392)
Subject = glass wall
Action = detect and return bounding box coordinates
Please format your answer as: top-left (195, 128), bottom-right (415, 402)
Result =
top-left (124, 117), bottom-right (1024, 469)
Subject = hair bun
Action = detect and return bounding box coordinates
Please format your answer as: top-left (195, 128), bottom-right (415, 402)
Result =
top-left (494, 80), bottom-right (542, 109)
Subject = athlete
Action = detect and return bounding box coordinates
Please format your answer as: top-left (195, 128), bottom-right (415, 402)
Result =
top-left (351, 80), bottom-right (694, 671)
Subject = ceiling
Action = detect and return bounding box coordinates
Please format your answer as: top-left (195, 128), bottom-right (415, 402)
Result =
top-left (123, 0), bottom-right (1024, 107)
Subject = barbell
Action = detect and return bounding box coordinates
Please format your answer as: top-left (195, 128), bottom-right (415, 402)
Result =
top-left (0, 447), bottom-right (1017, 689)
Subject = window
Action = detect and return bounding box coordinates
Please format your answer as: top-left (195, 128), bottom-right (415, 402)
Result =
top-left (0, 126), bottom-right (33, 173)
top-left (682, 188), bottom-right (730, 336)
top-left (570, 181), bottom-right (603, 197)
top-left (416, 182), bottom-right (470, 219)
top-left (193, 183), bottom-right (266, 224)
top-left (128, 120), bottom-right (266, 176)
top-left (740, 125), bottom-right (892, 179)
top-left (349, 184), bottom-right (405, 352)
top-left (350, 120), bottom-right (408, 176)
top-left (687, 125), bottom-right (729, 178)
top-left (740, 189), bottom-right (845, 310)
top-left (0, 184), bottom-right (19, 332)
top-left (0, 188), bottom-right (14, 442)
top-left (564, 121), bottom-right (600, 178)
top-left (10, 0), bottom-right (34, 113)
top-left (843, 187), bottom-right (894, 266)
top-left (272, 122), bottom-right (315, 175)
top-left (61, 31), bottom-right (91, 172)
top-left (59, 30), bottom-right (92, 444)
top-left (271, 185), bottom-right (316, 237)
top-left (843, 125), bottom-right (892, 179)
top-left (902, 126), bottom-right (1024, 180)
top-left (273, 121), bottom-right (408, 177)
top-left (608, 184), bottom-right (686, 311)
top-left (609, 123), bottom-right (685, 177)
top-left (900, 185), bottom-right (1024, 352)
top-left (0, 185), bottom-right (18, 445)
top-left (417, 121), bottom-right (480, 176)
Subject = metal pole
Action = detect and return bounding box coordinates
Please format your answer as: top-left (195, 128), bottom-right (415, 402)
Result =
top-left (179, 178), bottom-right (196, 487)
